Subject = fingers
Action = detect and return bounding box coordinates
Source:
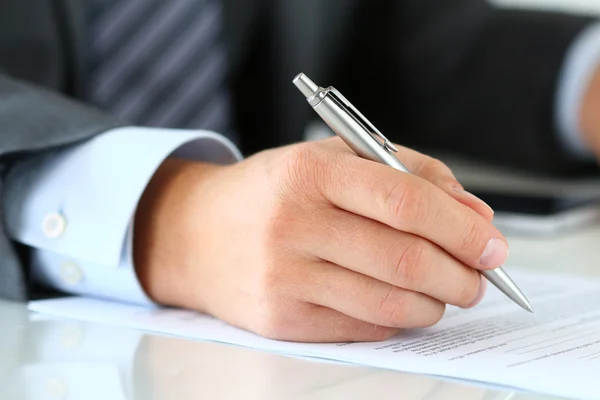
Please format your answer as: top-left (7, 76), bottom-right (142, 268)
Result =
top-left (316, 154), bottom-right (508, 271)
top-left (306, 207), bottom-right (484, 308)
top-left (301, 261), bottom-right (447, 329)
top-left (320, 138), bottom-right (494, 221)
top-left (397, 149), bottom-right (494, 221)
top-left (254, 304), bottom-right (400, 343)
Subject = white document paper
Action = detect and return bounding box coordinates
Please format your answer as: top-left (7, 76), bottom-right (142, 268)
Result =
top-left (29, 270), bottom-right (600, 400)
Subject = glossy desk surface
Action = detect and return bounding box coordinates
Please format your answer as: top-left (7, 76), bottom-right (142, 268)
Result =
top-left (3, 225), bottom-right (600, 400)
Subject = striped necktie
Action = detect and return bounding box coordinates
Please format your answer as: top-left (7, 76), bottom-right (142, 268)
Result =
top-left (86, 0), bottom-right (233, 137)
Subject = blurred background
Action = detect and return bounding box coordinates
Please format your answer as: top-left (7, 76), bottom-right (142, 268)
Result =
top-left (493, 0), bottom-right (600, 13)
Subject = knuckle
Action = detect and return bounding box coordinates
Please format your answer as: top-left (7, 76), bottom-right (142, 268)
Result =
top-left (420, 157), bottom-right (452, 178)
top-left (376, 287), bottom-right (408, 326)
top-left (394, 241), bottom-right (428, 286)
top-left (414, 156), bottom-right (461, 191)
top-left (274, 144), bottom-right (328, 201)
top-left (387, 182), bottom-right (430, 228)
top-left (280, 143), bottom-right (318, 171)
top-left (457, 216), bottom-right (481, 253)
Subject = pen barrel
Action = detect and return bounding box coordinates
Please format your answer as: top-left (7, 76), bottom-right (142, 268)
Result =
top-left (313, 97), bottom-right (409, 173)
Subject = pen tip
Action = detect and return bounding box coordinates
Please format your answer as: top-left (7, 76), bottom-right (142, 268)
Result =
top-left (523, 302), bottom-right (534, 313)
top-left (527, 305), bottom-right (535, 313)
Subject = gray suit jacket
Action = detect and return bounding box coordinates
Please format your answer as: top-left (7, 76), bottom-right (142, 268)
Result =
top-left (0, 0), bottom-right (594, 301)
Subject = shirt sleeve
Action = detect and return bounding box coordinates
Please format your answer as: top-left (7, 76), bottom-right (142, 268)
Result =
top-left (556, 22), bottom-right (600, 159)
top-left (3, 126), bottom-right (242, 305)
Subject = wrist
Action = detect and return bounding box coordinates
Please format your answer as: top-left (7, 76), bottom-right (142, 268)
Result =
top-left (133, 158), bottom-right (225, 310)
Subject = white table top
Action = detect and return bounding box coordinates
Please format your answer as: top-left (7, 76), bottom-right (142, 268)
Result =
top-left (3, 224), bottom-right (600, 400)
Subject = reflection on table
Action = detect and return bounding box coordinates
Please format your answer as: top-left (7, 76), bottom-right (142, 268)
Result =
top-left (0, 300), bottom-right (560, 400)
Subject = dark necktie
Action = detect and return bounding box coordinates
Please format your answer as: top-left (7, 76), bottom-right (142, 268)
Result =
top-left (86, 0), bottom-right (232, 136)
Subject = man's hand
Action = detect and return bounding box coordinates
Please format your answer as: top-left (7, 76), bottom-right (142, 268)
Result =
top-left (133, 138), bottom-right (507, 342)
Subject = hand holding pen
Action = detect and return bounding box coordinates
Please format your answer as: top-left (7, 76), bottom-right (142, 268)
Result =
top-left (293, 73), bottom-right (532, 312)
top-left (134, 74), bottom-right (523, 343)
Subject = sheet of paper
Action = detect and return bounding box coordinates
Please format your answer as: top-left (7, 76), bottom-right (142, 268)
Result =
top-left (29, 270), bottom-right (600, 400)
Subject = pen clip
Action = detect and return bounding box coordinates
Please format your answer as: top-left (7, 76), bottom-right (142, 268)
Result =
top-left (326, 88), bottom-right (398, 153)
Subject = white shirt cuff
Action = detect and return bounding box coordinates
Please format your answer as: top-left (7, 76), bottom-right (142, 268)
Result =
top-left (4, 126), bottom-right (242, 305)
top-left (556, 23), bottom-right (600, 159)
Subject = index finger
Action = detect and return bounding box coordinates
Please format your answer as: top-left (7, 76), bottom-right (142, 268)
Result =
top-left (319, 138), bottom-right (494, 221)
top-left (318, 153), bottom-right (508, 271)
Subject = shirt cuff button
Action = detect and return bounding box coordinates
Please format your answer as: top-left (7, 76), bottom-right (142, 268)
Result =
top-left (42, 212), bottom-right (67, 239)
top-left (60, 261), bottom-right (83, 285)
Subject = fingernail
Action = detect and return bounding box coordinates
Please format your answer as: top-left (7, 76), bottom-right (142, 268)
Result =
top-left (479, 238), bottom-right (509, 269)
top-left (468, 276), bottom-right (488, 308)
top-left (452, 187), bottom-right (494, 215)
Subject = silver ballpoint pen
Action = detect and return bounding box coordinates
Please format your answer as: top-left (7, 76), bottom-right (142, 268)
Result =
top-left (293, 72), bottom-right (534, 313)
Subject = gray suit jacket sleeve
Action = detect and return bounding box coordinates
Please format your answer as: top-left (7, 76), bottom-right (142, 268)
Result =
top-left (0, 73), bottom-right (122, 301)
